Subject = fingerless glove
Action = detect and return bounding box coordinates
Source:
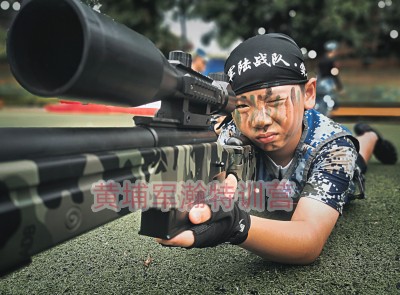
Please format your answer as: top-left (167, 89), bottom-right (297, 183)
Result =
top-left (189, 202), bottom-right (250, 248)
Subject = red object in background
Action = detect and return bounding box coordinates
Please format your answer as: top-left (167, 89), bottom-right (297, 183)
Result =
top-left (45, 100), bottom-right (158, 116)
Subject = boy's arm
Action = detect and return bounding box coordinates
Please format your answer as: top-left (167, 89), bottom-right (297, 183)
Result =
top-left (157, 174), bottom-right (339, 265)
top-left (157, 198), bottom-right (338, 264)
top-left (243, 138), bottom-right (358, 264)
top-left (241, 197), bottom-right (339, 264)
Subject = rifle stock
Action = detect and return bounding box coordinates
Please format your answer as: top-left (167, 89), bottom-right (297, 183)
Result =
top-left (0, 0), bottom-right (256, 276)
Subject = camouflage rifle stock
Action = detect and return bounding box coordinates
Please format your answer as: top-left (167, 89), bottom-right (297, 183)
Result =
top-left (0, 0), bottom-right (256, 275)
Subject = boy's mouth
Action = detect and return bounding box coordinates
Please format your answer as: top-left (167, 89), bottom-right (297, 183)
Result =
top-left (255, 132), bottom-right (277, 144)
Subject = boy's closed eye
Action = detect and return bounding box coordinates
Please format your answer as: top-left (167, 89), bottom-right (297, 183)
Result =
top-left (265, 94), bottom-right (287, 103)
top-left (236, 104), bottom-right (249, 109)
top-left (235, 95), bottom-right (250, 109)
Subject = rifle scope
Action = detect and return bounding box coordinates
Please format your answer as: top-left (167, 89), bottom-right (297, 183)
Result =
top-left (7, 0), bottom-right (234, 111)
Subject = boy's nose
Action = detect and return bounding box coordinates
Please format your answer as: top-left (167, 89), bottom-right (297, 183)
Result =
top-left (252, 107), bottom-right (272, 129)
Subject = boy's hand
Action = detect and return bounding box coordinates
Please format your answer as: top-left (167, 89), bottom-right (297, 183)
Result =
top-left (155, 205), bottom-right (212, 248)
top-left (156, 174), bottom-right (251, 248)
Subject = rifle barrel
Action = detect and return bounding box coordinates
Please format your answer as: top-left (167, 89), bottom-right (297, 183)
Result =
top-left (0, 128), bottom-right (217, 162)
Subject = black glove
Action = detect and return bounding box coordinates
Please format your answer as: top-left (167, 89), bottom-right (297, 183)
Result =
top-left (189, 201), bottom-right (251, 248)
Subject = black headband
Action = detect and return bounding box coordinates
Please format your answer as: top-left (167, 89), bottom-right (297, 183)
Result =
top-left (224, 33), bottom-right (308, 95)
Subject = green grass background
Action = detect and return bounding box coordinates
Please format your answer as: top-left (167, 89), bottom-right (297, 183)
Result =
top-left (0, 122), bottom-right (399, 295)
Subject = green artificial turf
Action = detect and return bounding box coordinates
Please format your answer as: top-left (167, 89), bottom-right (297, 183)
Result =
top-left (1, 122), bottom-right (399, 295)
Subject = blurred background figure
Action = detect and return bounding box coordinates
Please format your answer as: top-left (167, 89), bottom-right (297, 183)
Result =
top-left (318, 40), bottom-right (344, 92)
top-left (315, 41), bottom-right (343, 117)
top-left (191, 48), bottom-right (208, 73)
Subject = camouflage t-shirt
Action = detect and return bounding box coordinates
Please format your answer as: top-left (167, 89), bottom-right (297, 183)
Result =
top-left (217, 109), bottom-right (359, 215)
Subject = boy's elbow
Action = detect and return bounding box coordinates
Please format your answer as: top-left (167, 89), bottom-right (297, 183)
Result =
top-left (295, 232), bottom-right (326, 265)
top-left (296, 248), bottom-right (322, 265)
top-left (255, 240), bottom-right (324, 265)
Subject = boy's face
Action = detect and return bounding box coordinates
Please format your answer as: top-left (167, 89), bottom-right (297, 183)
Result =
top-left (232, 80), bottom-right (316, 157)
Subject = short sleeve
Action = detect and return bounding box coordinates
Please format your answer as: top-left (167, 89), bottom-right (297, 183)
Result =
top-left (301, 137), bottom-right (358, 214)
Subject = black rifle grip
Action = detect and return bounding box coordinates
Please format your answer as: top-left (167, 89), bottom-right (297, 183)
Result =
top-left (139, 209), bottom-right (191, 240)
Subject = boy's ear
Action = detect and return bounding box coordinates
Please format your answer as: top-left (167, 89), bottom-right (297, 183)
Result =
top-left (304, 78), bottom-right (316, 110)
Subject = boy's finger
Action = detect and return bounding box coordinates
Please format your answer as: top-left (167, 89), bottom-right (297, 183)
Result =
top-left (189, 205), bottom-right (212, 224)
top-left (155, 230), bottom-right (195, 248)
top-left (225, 173), bottom-right (238, 189)
top-left (188, 174), bottom-right (237, 224)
